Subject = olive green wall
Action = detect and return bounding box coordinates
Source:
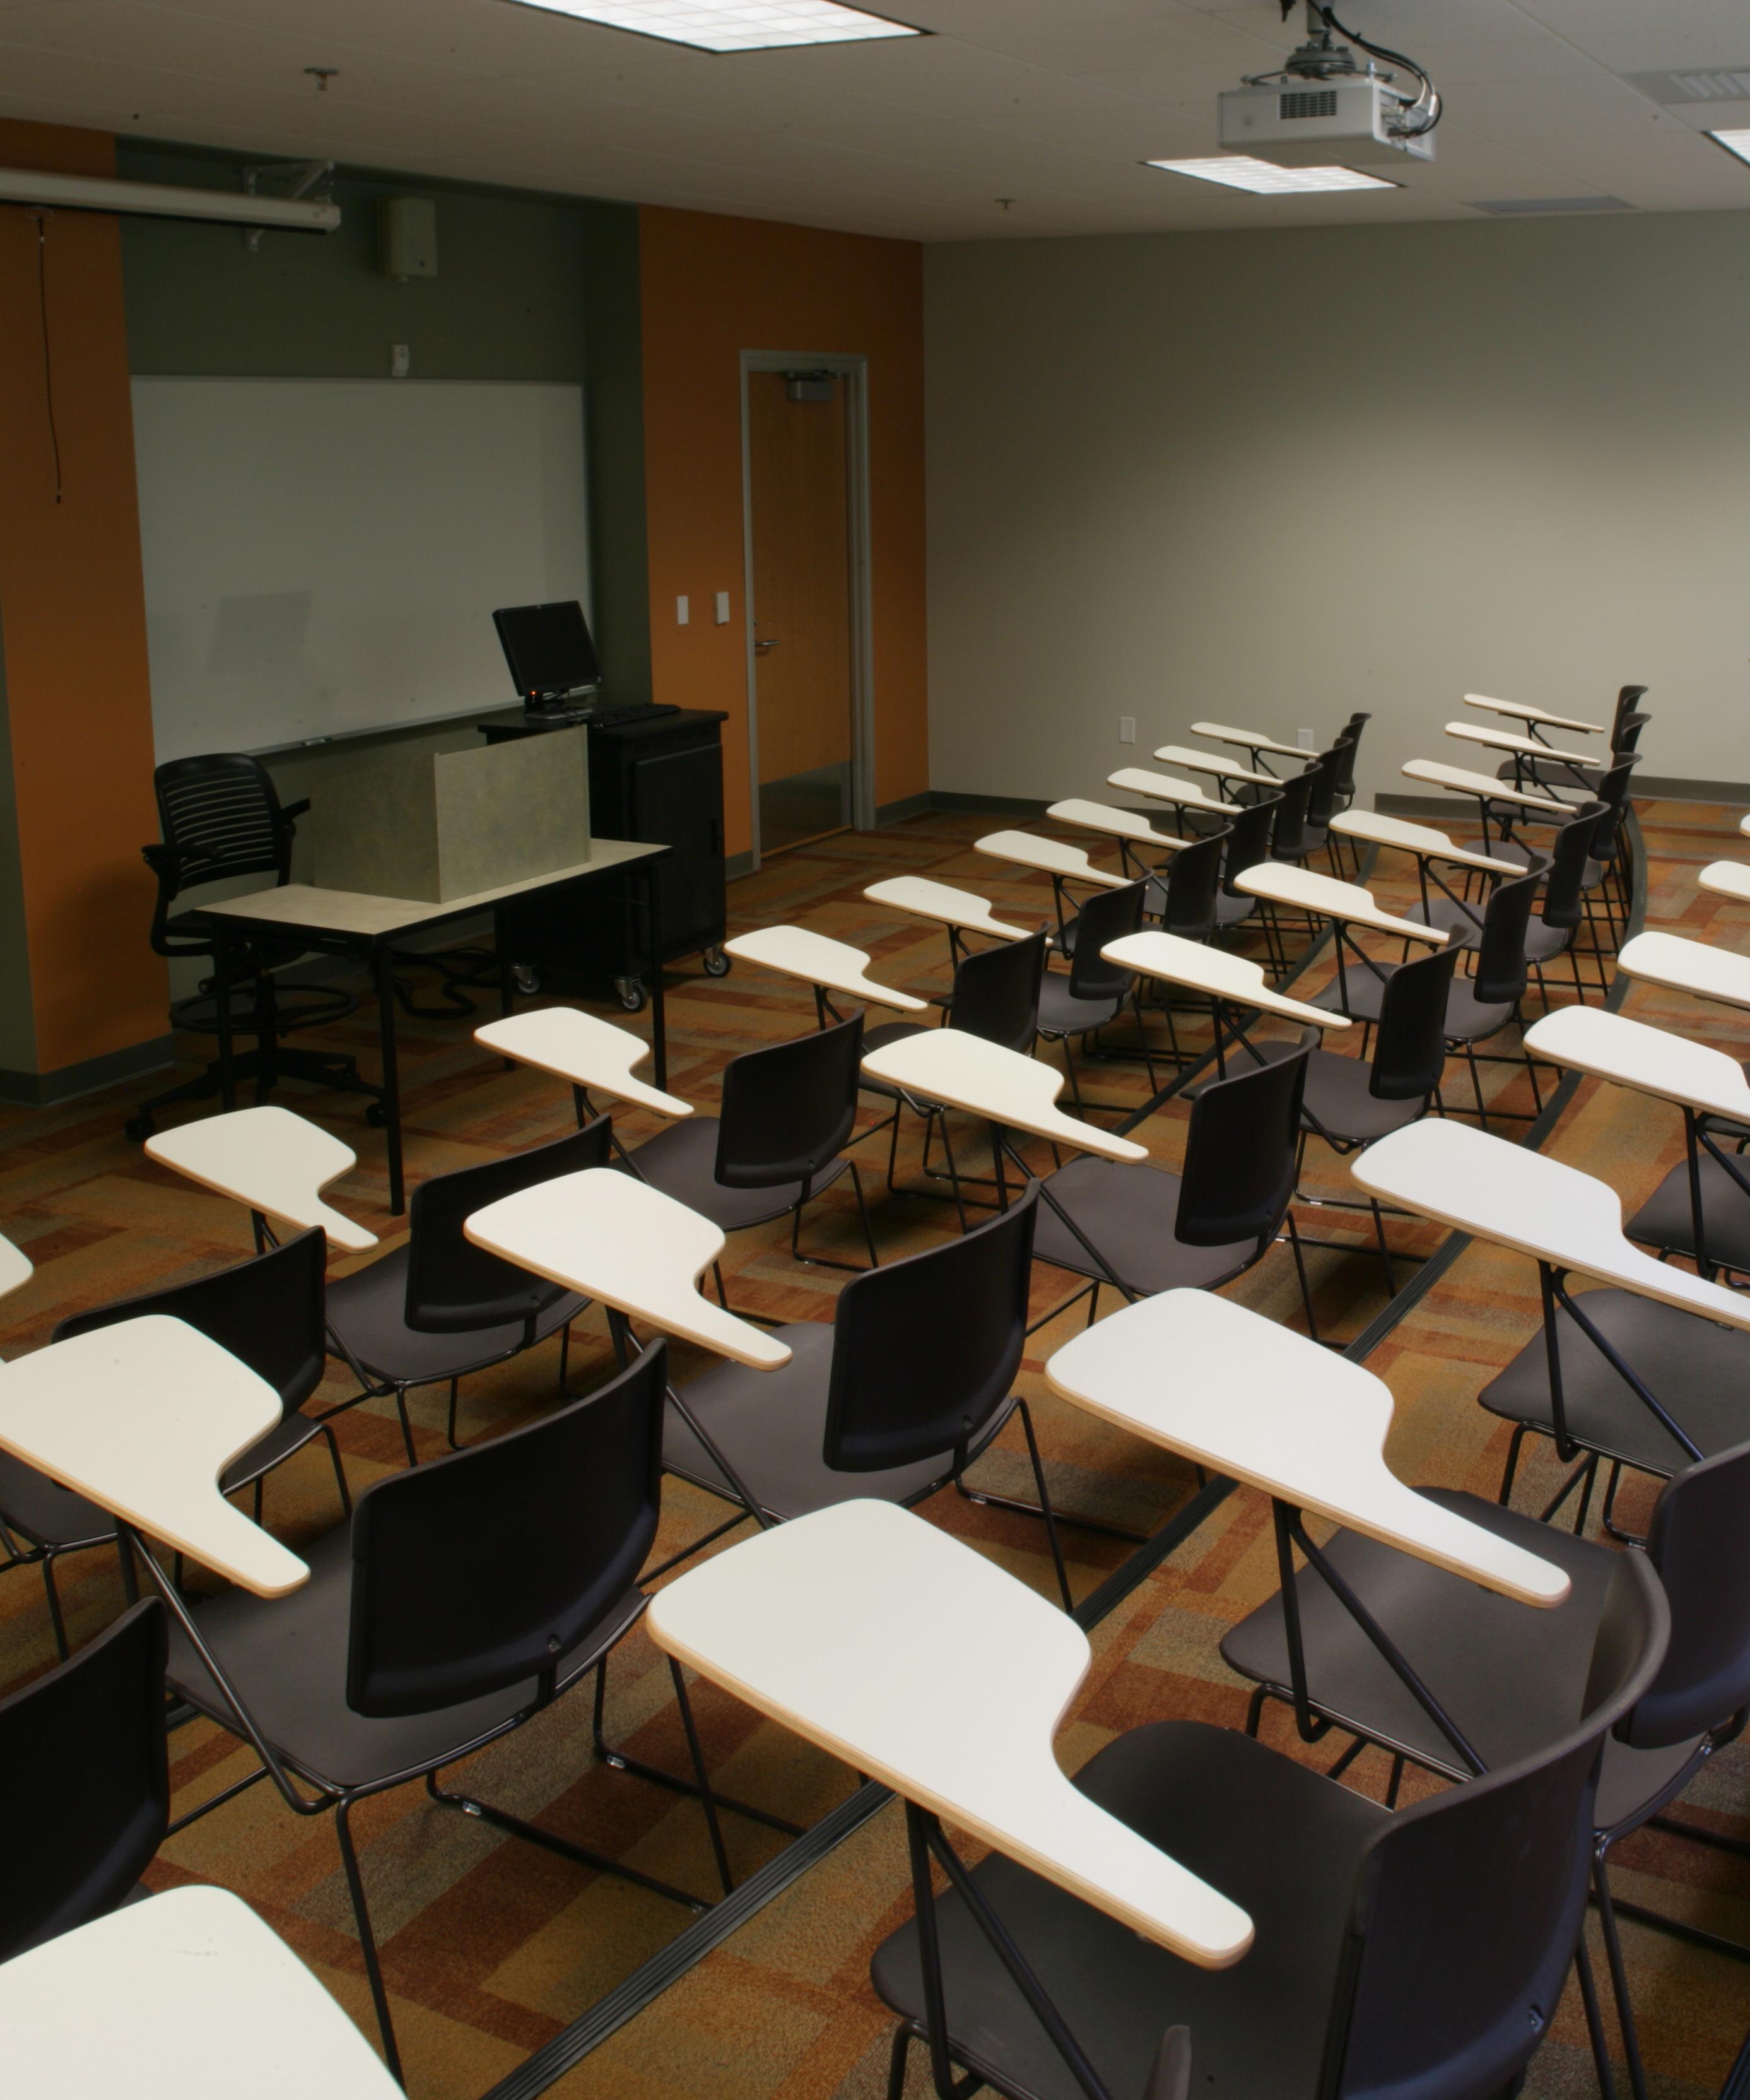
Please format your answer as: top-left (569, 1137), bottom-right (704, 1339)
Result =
top-left (115, 141), bottom-right (650, 708)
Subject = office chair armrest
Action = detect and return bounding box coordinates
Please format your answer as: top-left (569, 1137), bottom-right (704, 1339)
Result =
top-left (281, 798), bottom-right (311, 822)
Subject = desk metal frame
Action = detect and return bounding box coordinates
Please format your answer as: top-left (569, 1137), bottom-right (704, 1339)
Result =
top-left (192, 846), bottom-right (670, 1214)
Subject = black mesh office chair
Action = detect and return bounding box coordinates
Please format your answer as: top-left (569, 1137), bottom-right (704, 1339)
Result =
top-left (0, 1598), bottom-right (169, 1962)
top-left (129, 755), bottom-right (381, 1141)
top-left (869, 1548), bottom-right (1665, 2100)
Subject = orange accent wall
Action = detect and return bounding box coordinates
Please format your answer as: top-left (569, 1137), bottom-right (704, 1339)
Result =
top-left (0, 119), bottom-right (163, 1072)
top-left (638, 206), bottom-right (927, 858)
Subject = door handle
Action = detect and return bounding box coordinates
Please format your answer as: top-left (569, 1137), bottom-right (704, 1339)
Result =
top-left (753, 637), bottom-right (780, 654)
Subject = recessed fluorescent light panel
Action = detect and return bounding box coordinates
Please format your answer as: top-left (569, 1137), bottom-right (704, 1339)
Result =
top-left (509, 0), bottom-right (920, 50)
top-left (1709, 129), bottom-right (1750, 167)
top-left (1146, 156), bottom-right (1395, 194)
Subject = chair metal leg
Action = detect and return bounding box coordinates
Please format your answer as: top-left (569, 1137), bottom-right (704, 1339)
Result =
top-left (393, 1387), bottom-right (418, 1468)
top-left (669, 1658), bottom-right (735, 1897)
top-left (1573, 1935), bottom-right (1618, 2100)
top-left (321, 1424), bottom-right (353, 1516)
top-left (334, 1793), bottom-right (406, 2086)
top-left (1015, 1398), bottom-right (1074, 1610)
top-left (589, 1654), bottom-right (802, 1836)
top-left (1284, 1211), bottom-right (1322, 1344)
top-left (445, 1376), bottom-right (462, 1451)
top-left (1592, 1847), bottom-right (1650, 2100)
top-left (38, 1552), bottom-right (71, 1661)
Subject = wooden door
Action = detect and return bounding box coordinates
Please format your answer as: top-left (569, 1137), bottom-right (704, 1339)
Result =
top-left (748, 370), bottom-right (854, 854)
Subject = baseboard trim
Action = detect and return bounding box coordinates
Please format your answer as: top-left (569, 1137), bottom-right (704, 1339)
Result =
top-left (725, 850), bottom-right (755, 883)
top-left (922, 789), bottom-right (1050, 817)
top-left (0, 1034), bottom-right (177, 1107)
top-left (872, 791), bottom-right (934, 827)
top-left (1631, 775), bottom-right (1750, 805)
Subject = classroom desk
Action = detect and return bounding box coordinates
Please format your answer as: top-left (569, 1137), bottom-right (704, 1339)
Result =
top-left (863, 875), bottom-right (1031, 947)
top-left (147, 1104), bottom-right (379, 1253)
top-left (1700, 861), bottom-right (1750, 907)
top-left (647, 1497), bottom-right (1255, 1967)
top-left (1462, 692), bottom-right (1606, 738)
top-left (1236, 863), bottom-right (1443, 1018)
top-left (0, 1314), bottom-right (308, 1597)
top-left (725, 924), bottom-right (927, 1025)
top-left (1618, 929), bottom-right (1750, 1014)
top-left (0, 1229), bottom-right (32, 1300)
top-left (475, 1007), bottom-right (692, 1122)
top-left (1107, 767), bottom-right (1238, 822)
top-left (1189, 721), bottom-right (1311, 771)
top-left (1046, 799), bottom-right (1184, 876)
top-left (975, 829), bottom-right (1129, 888)
top-left (0, 1887), bottom-right (404, 2097)
top-left (1399, 760), bottom-right (1568, 853)
top-left (1444, 720), bottom-right (1595, 773)
top-left (192, 837), bottom-right (669, 1214)
top-left (1151, 744), bottom-right (1281, 789)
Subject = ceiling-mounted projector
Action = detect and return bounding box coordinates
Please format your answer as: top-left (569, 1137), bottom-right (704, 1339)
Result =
top-left (1219, 1), bottom-right (1440, 167)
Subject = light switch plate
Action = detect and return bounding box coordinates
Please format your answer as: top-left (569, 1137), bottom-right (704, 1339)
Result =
top-left (1119, 716), bottom-right (1136, 745)
top-left (715, 591), bottom-right (731, 625)
top-left (1296, 727), bottom-right (1316, 750)
top-left (390, 343), bottom-right (410, 379)
top-left (676, 595), bottom-right (690, 625)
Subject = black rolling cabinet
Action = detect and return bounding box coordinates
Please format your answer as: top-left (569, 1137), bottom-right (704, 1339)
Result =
top-left (479, 707), bottom-right (729, 1010)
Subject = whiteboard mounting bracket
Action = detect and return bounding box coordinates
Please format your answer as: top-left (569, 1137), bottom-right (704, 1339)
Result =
top-left (241, 160), bottom-right (334, 251)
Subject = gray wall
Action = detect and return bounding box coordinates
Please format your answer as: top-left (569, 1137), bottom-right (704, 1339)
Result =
top-left (924, 211), bottom-right (1750, 810)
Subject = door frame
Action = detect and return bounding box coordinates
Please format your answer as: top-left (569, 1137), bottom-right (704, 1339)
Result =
top-left (739, 350), bottom-right (875, 871)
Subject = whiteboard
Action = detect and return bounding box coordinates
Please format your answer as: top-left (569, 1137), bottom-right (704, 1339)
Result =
top-left (132, 378), bottom-right (590, 760)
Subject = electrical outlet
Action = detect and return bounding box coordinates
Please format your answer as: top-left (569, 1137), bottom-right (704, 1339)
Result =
top-left (714, 591), bottom-right (731, 625)
top-left (1296, 726), bottom-right (1316, 750)
top-left (1119, 716), bottom-right (1137, 745)
top-left (390, 343), bottom-right (410, 379)
top-left (676, 595), bottom-right (690, 625)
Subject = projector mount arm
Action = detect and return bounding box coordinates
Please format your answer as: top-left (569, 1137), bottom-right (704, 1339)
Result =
top-left (1262, 0), bottom-right (1442, 138)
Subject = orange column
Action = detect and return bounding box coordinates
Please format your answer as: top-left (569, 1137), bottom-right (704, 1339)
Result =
top-left (0, 121), bottom-right (163, 1087)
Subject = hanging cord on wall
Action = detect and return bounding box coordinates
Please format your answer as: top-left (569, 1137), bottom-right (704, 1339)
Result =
top-left (26, 208), bottom-right (64, 505)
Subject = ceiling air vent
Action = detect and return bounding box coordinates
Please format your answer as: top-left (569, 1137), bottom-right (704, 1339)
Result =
top-left (1467, 196), bottom-right (1634, 216)
top-left (1279, 89), bottom-right (1339, 119)
top-left (1621, 67), bottom-right (1750, 103)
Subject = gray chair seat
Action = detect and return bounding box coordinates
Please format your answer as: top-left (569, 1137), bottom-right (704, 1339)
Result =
top-left (1402, 895), bottom-right (1484, 950)
top-left (0, 1454), bottom-right (111, 1550)
top-left (1523, 916), bottom-right (1575, 964)
top-left (628, 1114), bottom-right (849, 1231)
top-left (1214, 889), bottom-right (1256, 928)
top-left (857, 1018), bottom-right (931, 1101)
top-left (1310, 964), bottom-right (1394, 1024)
top-left (1219, 1485), bottom-right (1704, 1831)
top-left (1247, 1039), bottom-right (1427, 1145)
top-left (664, 1321), bottom-right (1004, 1522)
top-left (871, 1720), bottom-right (1387, 2100)
top-left (1031, 1155), bottom-right (1259, 1295)
top-left (1440, 975), bottom-right (1515, 1044)
top-left (326, 1242), bottom-right (582, 1389)
top-left (164, 1520), bottom-right (645, 1794)
top-left (1478, 1287), bottom-right (1750, 1480)
top-left (1626, 1152), bottom-right (1750, 1275)
top-left (1035, 972), bottom-right (1125, 1037)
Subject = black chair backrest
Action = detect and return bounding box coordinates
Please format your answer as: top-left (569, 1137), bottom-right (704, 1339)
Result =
top-left (1587, 760), bottom-right (1635, 864)
top-left (1538, 805), bottom-right (1606, 933)
top-left (405, 1114), bottom-right (613, 1333)
top-left (1334, 718), bottom-right (1368, 798)
top-left (823, 1186), bottom-right (1036, 1474)
top-left (1221, 794), bottom-right (1279, 895)
top-left (1177, 1048), bottom-right (1308, 1249)
top-left (717, 1012), bottom-right (863, 1189)
top-left (1064, 878), bottom-right (1151, 1003)
top-left (155, 754), bottom-right (293, 894)
top-left (1472, 869), bottom-right (1541, 1007)
top-left (949, 932), bottom-right (1047, 1056)
top-left (1326, 1550), bottom-right (1667, 2100)
top-left (1160, 830), bottom-right (1227, 943)
top-left (54, 1227), bottom-right (327, 1423)
top-left (1614, 713), bottom-right (1650, 755)
top-left (1270, 767), bottom-right (1317, 859)
top-left (1305, 741), bottom-right (1351, 829)
top-left (0, 1598), bottom-right (169, 1962)
top-left (347, 1338), bottom-right (666, 1718)
top-left (1626, 1437), bottom-right (1750, 1750)
top-left (1609, 685), bottom-right (1648, 744)
top-left (1371, 943), bottom-right (1460, 1103)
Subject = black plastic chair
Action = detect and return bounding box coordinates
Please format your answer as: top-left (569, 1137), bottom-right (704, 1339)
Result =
top-left (327, 1116), bottom-right (610, 1460)
top-left (1035, 878), bottom-right (1157, 1118)
top-left (1213, 791), bottom-right (1280, 959)
top-left (129, 755), bottom-right (380, 1141)
top-left (153, 1339), bottom-right (729, 2083)
top-left (1031, 1046), bottom-right (1322, 1335)
top-left (868, 933), bottom-right (1050, 1212)
top-left (0, 1464), bottom-right (122, 1663)
top-left (1222, 1440), bottom-right (1750, 2099)
top-left (1139, 833), bottom-right (1230, 1065)
top-left (631, 1013), bottom-right (879, 1297)
top-left (664, 1186), bottom-right (1075, 1607)
top-left (54, 1227), bottom-right (348, 1525)
top-left (1300, 738), bottom-right (1352, 866)
top-left (1254, 943), bottom-right (1459, 1294)
top-left (0, 1597), bottom-right (169, 1962)
top-left (869, 1545), bottom-right (1666, 2100)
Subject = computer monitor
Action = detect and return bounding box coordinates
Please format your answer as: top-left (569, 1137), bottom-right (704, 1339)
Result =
top-left (492, 601), bottom-right (602, 708)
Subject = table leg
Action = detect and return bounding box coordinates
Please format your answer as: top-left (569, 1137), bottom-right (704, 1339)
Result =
top-left (645, 863), bottom-right (667, 1089)
top-left (373, 945), bottom-right (405, 1216)
top-left (213, 933), bottom-right (237, 1112)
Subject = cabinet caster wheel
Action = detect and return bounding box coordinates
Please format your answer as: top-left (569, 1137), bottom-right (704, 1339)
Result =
top-left (702, 947), bottom-right (731, 978)
top-left (615, 976), bottom-right (648, 1013)
top-left (512, 965), bottom-right (543, 996)
top-left (365, 1103), bottom-right (389, 1128)
top-left (125, 1115), bottom-right (153, 1143)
